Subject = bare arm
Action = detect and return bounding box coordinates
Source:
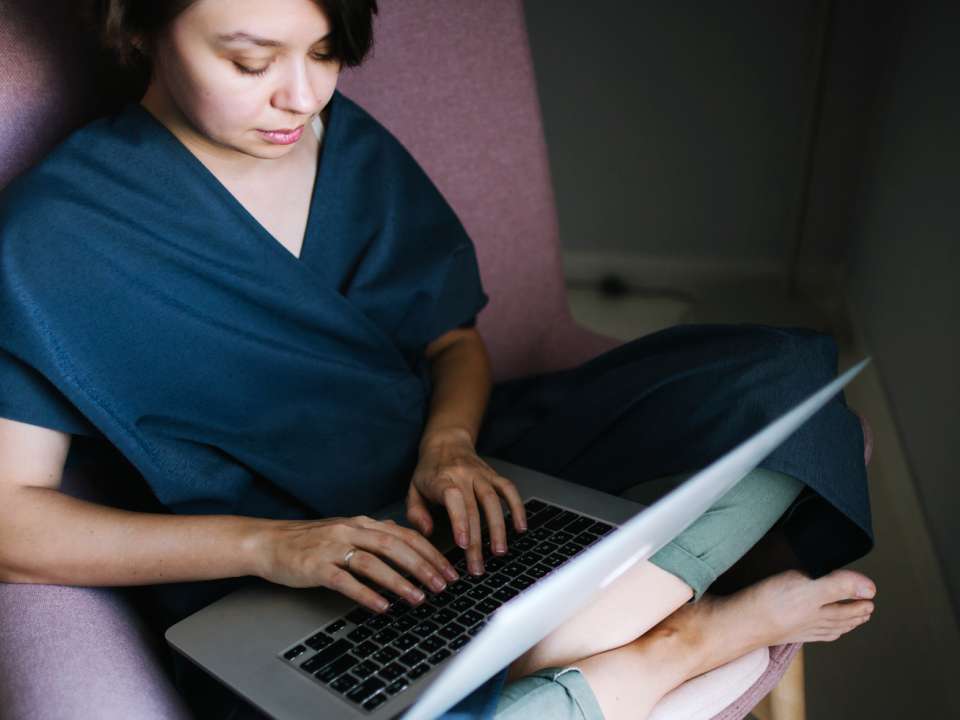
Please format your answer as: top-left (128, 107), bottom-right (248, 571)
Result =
top-left (0, 416), bottom-right (269, 586)
top-left (0, 417), bottom-right (457, 614)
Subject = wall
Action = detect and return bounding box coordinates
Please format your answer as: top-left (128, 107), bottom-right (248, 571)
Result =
top-left (844, 0), bottom-right (960, 617)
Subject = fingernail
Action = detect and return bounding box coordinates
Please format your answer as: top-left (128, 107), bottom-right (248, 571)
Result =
top-left (494, 543), bottom-right (506, 554)
top-left (458, 533), bottom-right (469, 548)
top-left (857, 586), bottom-right (875, 599)
top-left (444, 567), bottom-right (459, 581)
top-left (430, 577), bottom-right (446, 592)
top-left (378, 599), bottom-right (390, 612)
top-left (411, 589), bottom-right (426, 602)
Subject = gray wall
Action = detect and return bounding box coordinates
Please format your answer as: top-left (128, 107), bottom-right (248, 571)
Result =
top-left (844, 0), bottom-right (960, 615)
top-left (522, 0), bottom-right (824, 263)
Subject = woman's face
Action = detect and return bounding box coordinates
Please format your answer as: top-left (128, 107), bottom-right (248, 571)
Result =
top-left (146, 0), bottom-right (340, 160)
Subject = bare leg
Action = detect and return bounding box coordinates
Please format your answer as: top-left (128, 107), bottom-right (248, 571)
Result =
top-left (513, 568), bottom-right (876, 720)
top-left (508, 559), bottom-right (693, 681)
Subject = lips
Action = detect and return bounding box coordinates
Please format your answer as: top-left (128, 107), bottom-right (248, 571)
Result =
top-left (260, 125), bottom-right (303, 133)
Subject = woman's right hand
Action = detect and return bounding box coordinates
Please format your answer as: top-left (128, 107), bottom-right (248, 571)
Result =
top-left (255, 515), bottom-right (461, 613)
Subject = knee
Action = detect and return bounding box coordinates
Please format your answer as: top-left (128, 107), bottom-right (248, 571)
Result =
top-left (751, 327), bottom-right (839, 394)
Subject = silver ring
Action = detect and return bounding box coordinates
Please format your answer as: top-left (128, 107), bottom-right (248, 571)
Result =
top-left (343, 548), bottom-right (357, 569)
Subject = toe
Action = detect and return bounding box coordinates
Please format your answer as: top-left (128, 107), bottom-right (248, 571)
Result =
top-left (822, 599), bottom-right (874, 620)
top-left (815, 569), bottom-right (876, 603)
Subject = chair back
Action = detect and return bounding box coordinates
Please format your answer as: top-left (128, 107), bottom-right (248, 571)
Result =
top-left (1, 0), bottom-right (571, 380)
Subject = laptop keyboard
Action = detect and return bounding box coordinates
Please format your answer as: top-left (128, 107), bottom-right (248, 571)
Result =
top-left (278, 498), bottom-right (615, 712)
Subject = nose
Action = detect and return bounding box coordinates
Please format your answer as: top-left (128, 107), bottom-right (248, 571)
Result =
top-left (271, 59), bottom-right (324, 118)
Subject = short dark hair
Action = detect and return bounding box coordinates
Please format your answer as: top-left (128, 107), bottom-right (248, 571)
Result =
top-left (87, 0), bottom-right (378, 69)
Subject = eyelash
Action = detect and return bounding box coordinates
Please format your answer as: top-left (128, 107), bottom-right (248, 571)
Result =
top-left (233, 53), bottom-right (335, 77)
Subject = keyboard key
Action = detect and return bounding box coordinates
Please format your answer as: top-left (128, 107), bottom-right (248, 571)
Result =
top-left (438, 622), bottom-right (466, 640)
top-left (509, 575), bottom-right (535, 591)
top-left (413, 621), bottom-right (439, 637)
top-left (486, 556), bottom-right (506, 572)
top-left (531, 527), bottom-right (553, 541)
top-left (367, 615), bottom-right (392, 631)
top-left (536, 540), bottom-right (559, 555)
top-left (523, 498), bottom-right (547, 516)
top-left (386, 678), bottom-right (410, 695)
top-left (543, 552), bottom-right (568, 569)
top-left (431, 590), bottom-right (456, 607)
top-left (527, 563), bottom-right (551, 579)
top-left (300, 639), bottom-right (353, 673)
top-left (315, 654), bottom-right (358, 682)
top-left (283, 644), bottom-right (307, 660)
top-left (458, 609), bottom-right (483, 626)
top-left (492, 587), bottom-right (518, 603)
top-left (395, 615), bottom-right (417, 631)
top-left (354, 641), bottom-right (378, 659)
top-left (560, 543), bottom-right (581, 557)
top-left (353, 660), bottom-right (380, 679)
top-left (373, 646), bottom-right (400, 664)
top-left (363, 693), bottom-right (388, 711)
top-left (449, 635), bottom-right (471, 650)
top-left (565, 516), bottom-right (597, 535)
top-left (330, 673), bottom-right (359, 693)
top-left (484, 572), bottom-right (511, 588)
top-left (514, 536), bottom-right (537, 552)
top-left (346, 608), bottom-right (373, 626)
top-left (546, 510), bottom-right (579, 531)
top-left (346, 677), bottom-right (386, 703)
top-left (398, 649), bottom-right (427, 667)
top-left (419, 636), bottom-right (446, 653)
top-left (449, 580), bottom-right (471, 597)
top-left (410, 604), bottom-right (437, 620)
top-left (408, 663), bottom-right (431, 679)
top-left (589, 520), bottom-right (615, 535)
top-left (325, 619), bottom-right (346, 634)
top-left (378, 662), bottom-right (406, 681)
top-left (433, 608), bottom-right (457, 625)
top-left (467, 585), bottom-right (492, 600)
top-left (552, 530), bottom-right (575, 545)
top-left (468, 622), bottom-right (486, 637)
top-left (304, 632), bottom-right (333, 651)
top-left (346, 626), bottom-right (372, 642)
top-left (451, 597), bottom-right (474, 613)
top-left (518, 551), bottom-right (540, 566)
top-left (477, 598), bottom-right (501, 614)
top-left (394, 633), bottom-right (419, 651)
top-left (574, 531), bottom-right (600, 547)
top-left (372, 628), bottom-right (399, 645)
top-left (503, 562), bottom-right (525, 576)
top-left (428, 648), bottom-right (452, 665)
top-left (527, 505), bottom-right (561, 528)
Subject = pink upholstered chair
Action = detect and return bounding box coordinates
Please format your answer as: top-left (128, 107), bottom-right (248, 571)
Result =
top-left (2, 1), bottom-right (874, 718)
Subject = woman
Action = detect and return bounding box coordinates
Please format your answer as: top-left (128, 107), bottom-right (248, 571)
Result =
top-left (0, 1), bottom-right (877, 718)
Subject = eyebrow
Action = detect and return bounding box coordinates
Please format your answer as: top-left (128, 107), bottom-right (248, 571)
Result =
top-left (215, 31), bottom-right (331, 48)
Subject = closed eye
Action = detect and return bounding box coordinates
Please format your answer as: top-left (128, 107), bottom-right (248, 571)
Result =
top-left (233, 53), bottom-right (336, 77)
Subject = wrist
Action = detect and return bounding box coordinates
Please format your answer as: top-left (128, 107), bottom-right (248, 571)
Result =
top-left (419, 426), bottom-right (475, 454)
top-left (239, 516), bottom-right (278, 579)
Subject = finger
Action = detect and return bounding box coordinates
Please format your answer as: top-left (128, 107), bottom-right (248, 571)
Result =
top-left (405, 483), bottom-right (434, 536)
top-left (461, 487), bottom-right (484, 575)
top-left (343, 546), bottom-right (428, 607)
top-left (476, 481), bottom-right (508, 555)
top-left (488, 474), bottom-right (527, 533)
top-left (323, 560), bottom-right (391, 614)
top-left (442, 484), bottom-right (470, 550)
top-left (376, 521), bottom-right (459, 585)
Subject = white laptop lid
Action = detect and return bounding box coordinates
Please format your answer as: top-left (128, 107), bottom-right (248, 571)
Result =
top-left (402, 358), bottom-right (869, 720)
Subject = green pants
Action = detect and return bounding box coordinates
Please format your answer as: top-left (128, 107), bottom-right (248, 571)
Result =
top-left (494, 467), bottom-right (804, 719)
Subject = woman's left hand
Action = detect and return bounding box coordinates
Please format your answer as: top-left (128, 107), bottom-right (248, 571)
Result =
top-left (406, 428), bottom-right (527, 576)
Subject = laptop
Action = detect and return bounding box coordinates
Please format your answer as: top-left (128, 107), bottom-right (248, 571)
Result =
top-left (166, 358), bottom-right (869, 719)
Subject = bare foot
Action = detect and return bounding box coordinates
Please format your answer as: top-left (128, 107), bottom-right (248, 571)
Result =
top-left (660, 568), bottom-right (877, 678)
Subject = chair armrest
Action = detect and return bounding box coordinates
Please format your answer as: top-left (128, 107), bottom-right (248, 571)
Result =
top-left (0, 582), bottom-right (191, 720)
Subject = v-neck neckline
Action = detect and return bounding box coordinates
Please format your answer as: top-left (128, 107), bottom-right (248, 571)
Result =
top-left (129, 92), bottom-right (342, 267)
